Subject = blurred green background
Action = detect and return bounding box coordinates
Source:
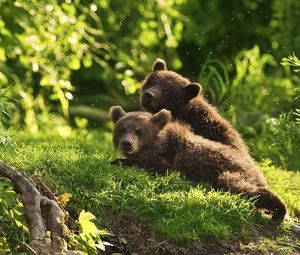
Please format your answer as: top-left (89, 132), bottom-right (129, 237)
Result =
top-left (0, 0), bottom-right (300, 169)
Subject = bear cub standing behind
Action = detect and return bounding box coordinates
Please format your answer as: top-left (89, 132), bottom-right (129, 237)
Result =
top-left (140, 59), bottom-right (248, 153)
top-left (110, 105), bottom-right (287, 222)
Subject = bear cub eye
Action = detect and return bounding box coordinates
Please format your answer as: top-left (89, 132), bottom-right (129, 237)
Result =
top-left (163, 89), bottom-right (171, 96)
top-left (120, 127), bottom-right (127, 134)
top-left (135, 129), bottom-right (143, 137)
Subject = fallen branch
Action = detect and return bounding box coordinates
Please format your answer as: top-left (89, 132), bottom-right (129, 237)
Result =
top-left (0, 161), bottom-right (83, 255)
top-left (285, 215), bottom-right (300, 235)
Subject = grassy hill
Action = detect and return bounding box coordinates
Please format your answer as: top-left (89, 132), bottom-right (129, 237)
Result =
top-left (0, 129), bottom-right (299, 254)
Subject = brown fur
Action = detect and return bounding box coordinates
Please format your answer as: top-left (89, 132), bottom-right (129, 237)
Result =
top-left (140, 59), bottom-right (248, 153)
top-left (110, 106), bottom-right (287, 222)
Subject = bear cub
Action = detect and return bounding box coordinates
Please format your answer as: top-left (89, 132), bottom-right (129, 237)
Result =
top-left (140, 59), bottom-right (247, 153)
top-left (110, 105), bottom-right (287, 222)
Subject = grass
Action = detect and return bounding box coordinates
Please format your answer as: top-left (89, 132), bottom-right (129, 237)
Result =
top-left (0, 128), bottom-right (299, 250)
top-left (260, 159), bottom-right (300, 218)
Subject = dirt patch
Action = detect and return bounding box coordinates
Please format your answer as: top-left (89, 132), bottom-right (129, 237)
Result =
top-left (102, 212), bottom-right (300, 255)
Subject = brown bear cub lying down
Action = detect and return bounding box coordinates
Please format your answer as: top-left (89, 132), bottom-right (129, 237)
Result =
top-left (110, 106), bottom-right (287, 222)
top-left (140, 59), bottom-right (248, 154)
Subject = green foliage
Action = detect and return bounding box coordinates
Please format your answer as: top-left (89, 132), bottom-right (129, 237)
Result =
top-left (271, 0), bottom-right (300, 56)
top-left (0, 86), bottom-right (15, 128)
top-left (0, 133), bottom-right (16, 153)
top-left (0, 179), bottom-right (29, 253)
top-left (200, 46), bottom-right (296, 125)
top-left (198, 47), bottom-right (300, 169)
top-left (244, 109), bottom-right (300, 170)
top-left (244, 110), bottom-right (300, 170)
top-left (264, 112), bottom-right (300, 168)
top-left (0, 0), bottom-right (97, 131)
top-left (282, 54), bottom-right (300, 72)
top-left (70, 210), bottom-right (111, 253)
top-left (0, 0), bottom-right (186, 130)
top-left (0, 132), bottom-right (22, 252)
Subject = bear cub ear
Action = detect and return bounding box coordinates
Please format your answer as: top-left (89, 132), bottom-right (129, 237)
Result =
top-left (110, 105), bottom-right (127, 123)
top-left (185, 83), bottom-right (202, 100)
top-left (153, 58), bottom-right (167, 72)
top-left (150, 109), bottom-right (172, 129)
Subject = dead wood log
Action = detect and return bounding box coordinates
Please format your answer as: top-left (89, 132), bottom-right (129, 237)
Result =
top-left (0, 161), bottom-right (83, 255)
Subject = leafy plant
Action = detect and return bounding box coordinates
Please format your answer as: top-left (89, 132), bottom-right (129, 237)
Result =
top-left (0, 0), bottom-right (105, 130)
top-left (0, 179), bottom-right (29, 253)
top-left (281, 54), bottom-right (300, 72)
top-left (264, 111), bottom-right (300, 169)
top-left (0, 133), bottom-right (16, 153)
top-left (200, 45), bottom-right (296, 126)
top-left (0, 0), bottom-right (187, 130)
top-left (198, 46), bottom-right (300, 169)
top-left (70, 210), bottom-right (111, 253)
top-left (0, 86), bottom-right (15, 129)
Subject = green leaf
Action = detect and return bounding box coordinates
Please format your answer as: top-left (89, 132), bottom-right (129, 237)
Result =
top-left (68, 56), bottom-right (81, 70)
top-left (79, 210), bottom-right (100, 238)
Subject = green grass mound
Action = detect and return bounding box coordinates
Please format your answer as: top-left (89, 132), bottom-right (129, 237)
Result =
top-left (1, 129), bottom-right (299, 244)
top-left (0, 129), bottom-right (255, 242)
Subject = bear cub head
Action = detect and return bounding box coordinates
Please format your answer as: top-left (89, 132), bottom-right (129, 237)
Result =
top-left (140, 59), bottom-right (202, 113)
top-left (110, 105), bottom-right (172, 156)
